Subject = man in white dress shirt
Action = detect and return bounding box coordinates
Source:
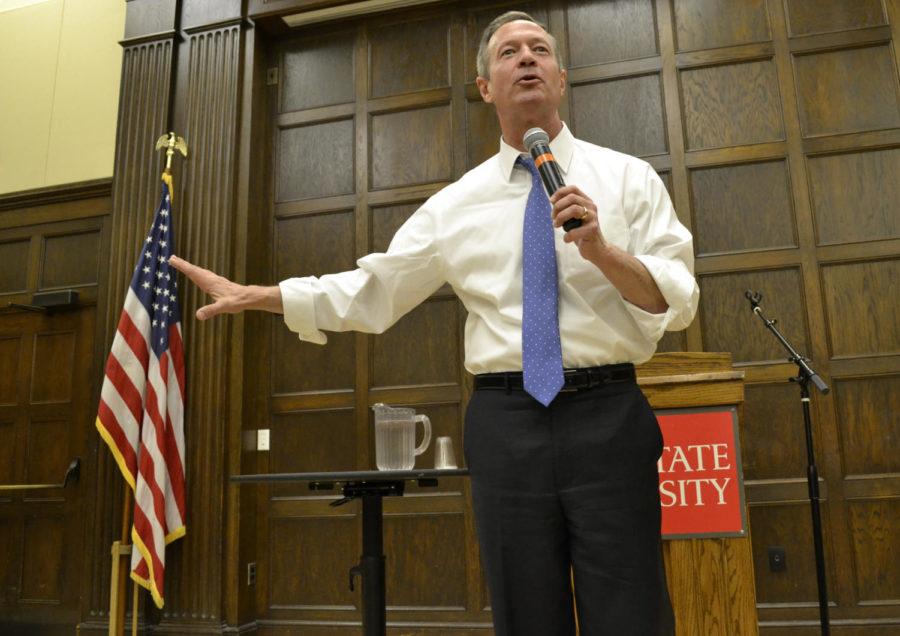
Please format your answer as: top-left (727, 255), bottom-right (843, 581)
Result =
top-left (171, 10), bottom-right (697, 635)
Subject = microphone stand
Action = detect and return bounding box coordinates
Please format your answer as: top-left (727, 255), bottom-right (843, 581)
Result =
top-left (745, 291), bottom-right (830, 634)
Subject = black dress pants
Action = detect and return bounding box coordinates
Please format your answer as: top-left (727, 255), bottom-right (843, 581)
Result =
top-left (464, 379), bottom-right (675, 636)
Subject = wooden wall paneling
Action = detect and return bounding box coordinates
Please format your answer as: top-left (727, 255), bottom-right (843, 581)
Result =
top-left (369, 14), bottom-right (450, 98)
top-left (270, 409), bottom-right (358, 489)
top-left (793, 44), bottom-right (900, 138)
top-left (820, 259), bottom-right (900, 359)
top-left (846, 499), bottom-right (900, 604)
top-left (807, 147), bottom-right (900, 246)
top-left (768, 0), bottom-right (878, 615)
top-left (0, 240), bottom-right (30, 293)
top-left (742, 382), bottom-right (808, 480)
top-left (748, 502), bottom-right (836, 606)
top-left (679, 59), bottom-right (785, 151)
top-left (370, 105), bottom-right (454, 190)
top-left (699, 267), bottom-right (809, 364)
top-left (832, 374), bottom-right (900, 476)
top-left (565, 0), bottom-right (658, 67)
top-left (654, 0), bottom-right (701, 353)
top-left (272, 211), bottom-right (357, 393)
top-left (785, 0), bottom-right (886, 37)
top-left (570, 73), bottom-right (668, 158)
top-left (281, 32), bottom-right (355, 112)
top-left (689, 160), bottom-right (797, 256)
top-left (673, 0), bottom-right (771, 52)
top-left (155, 19), bottom-right (244, 625)
top-left (39, 231), bottom-right (102, 290)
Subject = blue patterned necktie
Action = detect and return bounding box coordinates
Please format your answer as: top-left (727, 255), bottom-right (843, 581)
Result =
top-left (518, 156), bottom-right (564, 406)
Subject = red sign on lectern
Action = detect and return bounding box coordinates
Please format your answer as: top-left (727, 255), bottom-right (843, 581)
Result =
top-left (656, 407), bottom-right (746, 539)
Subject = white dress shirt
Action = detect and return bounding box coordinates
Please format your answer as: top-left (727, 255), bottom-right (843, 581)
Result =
top-left (279, 124), bottom-right (699, 375)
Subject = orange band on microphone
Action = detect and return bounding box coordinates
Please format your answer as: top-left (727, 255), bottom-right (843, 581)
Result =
top-left (533, 153), bottom-right (554, 169)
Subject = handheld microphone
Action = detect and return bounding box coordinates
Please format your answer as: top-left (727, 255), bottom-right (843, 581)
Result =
top-left (523, 127), bottom-right (582, 232)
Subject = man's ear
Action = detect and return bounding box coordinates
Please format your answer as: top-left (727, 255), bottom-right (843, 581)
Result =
top-left (476, 76), bottom-right (494, 104)
top-left (559, 68), bottom-right (568, 96)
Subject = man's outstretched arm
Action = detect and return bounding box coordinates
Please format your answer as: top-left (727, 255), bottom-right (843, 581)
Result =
top-left (169, 255), bottom-right (283, 320)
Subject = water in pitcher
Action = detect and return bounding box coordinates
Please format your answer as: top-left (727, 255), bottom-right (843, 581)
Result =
top-left (372, 403), bottom-right (431, 471)
top-left (375, 419), bottom-right (416, 471)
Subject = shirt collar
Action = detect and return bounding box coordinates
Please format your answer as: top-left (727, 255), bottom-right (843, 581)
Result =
top-left (498, 122), bottom-right (575, 182)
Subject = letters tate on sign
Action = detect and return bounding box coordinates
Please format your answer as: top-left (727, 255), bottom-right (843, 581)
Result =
top-left (656, 407), bottom-right (747, 540)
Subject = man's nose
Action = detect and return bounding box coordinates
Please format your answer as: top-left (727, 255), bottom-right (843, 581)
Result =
top-left (518, 47), bottom-right (537, 65)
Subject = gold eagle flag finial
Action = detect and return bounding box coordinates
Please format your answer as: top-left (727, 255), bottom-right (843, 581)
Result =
top-left (155, 132), bottom-right (188, 173)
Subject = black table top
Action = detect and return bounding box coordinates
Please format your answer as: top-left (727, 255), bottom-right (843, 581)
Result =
top-left (230, 467), bottom-right (470, 484)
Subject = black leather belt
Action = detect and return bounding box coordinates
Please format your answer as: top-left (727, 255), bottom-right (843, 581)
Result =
top-left (474, 363), bottom-right (636, 392)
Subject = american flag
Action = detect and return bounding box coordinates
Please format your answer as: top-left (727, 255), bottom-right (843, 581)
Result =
top-left (96, 172), bottom-right (186, 609)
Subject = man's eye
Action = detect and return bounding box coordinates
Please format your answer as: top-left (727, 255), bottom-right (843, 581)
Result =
top-left (535, 46), bottom-right (548, 53)
top-left (501, 49), bottom-right (514, 56)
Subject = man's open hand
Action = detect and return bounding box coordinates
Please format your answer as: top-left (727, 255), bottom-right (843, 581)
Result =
top-left (168, 255), bottom-right (283, 320)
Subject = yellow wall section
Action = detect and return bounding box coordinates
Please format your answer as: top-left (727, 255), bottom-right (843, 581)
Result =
top-left (0, 0), bottom-right (125, 195)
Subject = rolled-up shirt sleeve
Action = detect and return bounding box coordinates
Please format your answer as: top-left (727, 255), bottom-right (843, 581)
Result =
top-left (279, 204), bottom-right (444, 344)
top-left (622, 163), bottom-right (699, 342)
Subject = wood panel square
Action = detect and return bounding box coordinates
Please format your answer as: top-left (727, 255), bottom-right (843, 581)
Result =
top-left (30, 332), bottom-right (75, 403)
top-left (0, 420), bottom-right (15, 485)
top-left (370, 15), bottom-right (449, 98)
top-left (681, 60), bottom-right (784, 150)
top-left (275, 212), bottom-right (356, 280)
top-left (272, 213), bottom-right (357, 393)
top-left (20, 514), bottom-right (65, 602)
top-left (0, 240), bottom-right (29, 293)
top-left (0, 518), bottom-right (14, 591)
top-left (271, 318), bottom-right (355, 395)
top-left (808, 148), bottom-right (900, 246)
top-left (571, 74), bottom-right (667, 157)
top-left (748, 503), bottom-right (834, 603)
top-left (848, 500), bottom-right (900, 603)
top-left (271, 410), bottom-right (356, 496)
top-left (0, 337), bottom-right (19, 406)
top-left (281, 32), bottom-right (355, 112)
top-left (466, 98), bottom-right (501, 170)
top-left (40, 231), bottom-right (100, 289)
top-left (465, 3), bottom-right (547, 82)
top-left (699, 268), bottom-right (809, 364)
top-left (820, 259), bottom-right (900, 358)
top-left (372, 297), bottom-right (460, 388)
top-left (742, 383), bottom-right (807, 480)
top-left (384, 513), bottom-right (467, 608)
top-left (834, 375), bottom-right (900, 475)
top-left (794, 45), bottom-right (900, 137)
top-left (786, 0), bottom-right (885, 37)
top-left (566, 0), bottom-right (657, 67)
top-left (371, 106), bottom-right (452, 190)
top-left (690, 160), bottom-right (796, 255)
top-left (674, 0), bottom-right (770, 52)
top-left (277, 120), bottom-right (354, 202)
top-left (25, 419), bottom-right (68, 488)
top-left (269, 516), bottom-right (358, 608)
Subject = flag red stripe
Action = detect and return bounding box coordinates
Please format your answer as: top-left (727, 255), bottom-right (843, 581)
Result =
top-left (103, 355), bottom-right (144, 426)
top-left (117, 310), bottom-right (150, 373)
top-left (168, 324), bottom-right (185, 398)
top-left (97, 399), bottom-right (138, 476)
top-left (132, 501), bottom-right (165, 591)
top-left (141, 377), bottom-right (172, 534)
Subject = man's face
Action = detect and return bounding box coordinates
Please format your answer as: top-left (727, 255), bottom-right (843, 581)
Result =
top-left (477, 20), bottom-right (567, 118)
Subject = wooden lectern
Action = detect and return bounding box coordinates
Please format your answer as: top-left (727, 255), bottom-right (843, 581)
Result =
top-left (637, 352), bottom-right (758, 635)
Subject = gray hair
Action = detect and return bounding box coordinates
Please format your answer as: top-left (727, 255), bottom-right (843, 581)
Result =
top-left (476, 11), bottom-right (565, 79)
